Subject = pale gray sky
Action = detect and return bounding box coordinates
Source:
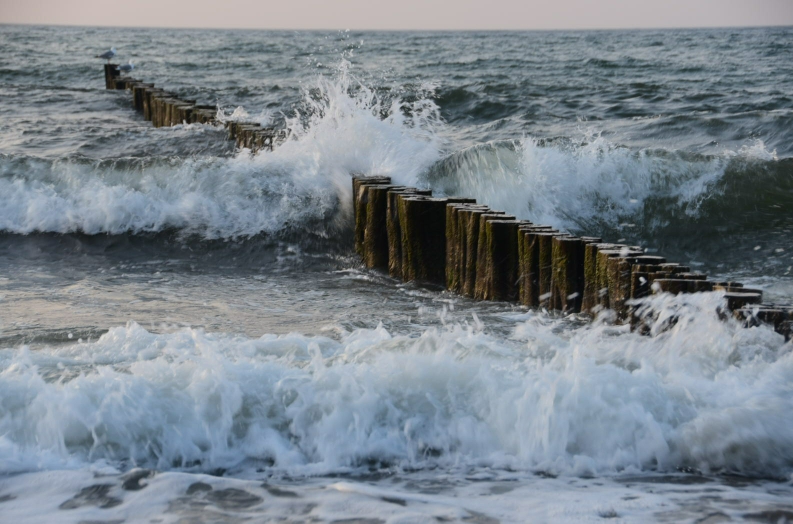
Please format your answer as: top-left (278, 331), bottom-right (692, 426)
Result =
top-left (1, 0), bottom-right (792, 30)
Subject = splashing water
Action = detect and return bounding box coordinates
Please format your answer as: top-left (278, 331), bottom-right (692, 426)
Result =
top-left (1, 293), bottom-right (790, 479)
top-left (0, 63), bottom-right (443, 240)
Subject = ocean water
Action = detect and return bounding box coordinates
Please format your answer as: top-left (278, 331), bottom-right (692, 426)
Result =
top-left (1, 24), bottom-right (792, 523)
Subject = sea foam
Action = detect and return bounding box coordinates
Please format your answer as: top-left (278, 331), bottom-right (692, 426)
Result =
top-left (1, 293), bottom-right (791, 479)
top-left (0, 64), bottom-right (442, 239)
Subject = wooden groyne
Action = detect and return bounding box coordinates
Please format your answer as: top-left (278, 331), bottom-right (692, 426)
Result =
top-left (353, 175), bottom-right (793, 340)
top-left (99, 64), bottom-right (792, 340)
top-left (104, 64), bottom-right (282, 153)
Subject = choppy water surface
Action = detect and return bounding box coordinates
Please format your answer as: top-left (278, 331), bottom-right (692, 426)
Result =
top-left (0, 24), bottom-right (792, 523)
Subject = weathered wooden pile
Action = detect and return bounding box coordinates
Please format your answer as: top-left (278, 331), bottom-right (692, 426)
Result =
top-left (104, 64), bottom-right (280, 153)
top-left (353, 175), bottom-right (793, 339)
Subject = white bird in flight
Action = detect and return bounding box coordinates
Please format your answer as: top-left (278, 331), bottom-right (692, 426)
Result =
top-left (96, 47), bottom-right (116, 63)
top-left (118, 61), bottom-right (134, 73)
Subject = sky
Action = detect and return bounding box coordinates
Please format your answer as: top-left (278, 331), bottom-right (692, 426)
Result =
top-left (1, 0), bottom-right (792, 30)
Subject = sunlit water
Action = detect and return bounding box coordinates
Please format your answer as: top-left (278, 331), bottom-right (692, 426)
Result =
top-left (0, 25), bottom-right (792, 523)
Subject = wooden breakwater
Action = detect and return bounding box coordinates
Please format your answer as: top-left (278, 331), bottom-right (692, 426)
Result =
top-left (353, 175), bottom-right (793, 340)
top-left (104, 64), bottom-right (281, 153)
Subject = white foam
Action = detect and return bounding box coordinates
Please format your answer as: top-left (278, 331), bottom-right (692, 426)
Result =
top-left (1, 424), bottom-right (792, 524)
top-left (0, 63), bottom-right (442, 239)
top-left (1, 293), bottom-right (791, 479)
top-left (429, 135), bottom-right (779, 233)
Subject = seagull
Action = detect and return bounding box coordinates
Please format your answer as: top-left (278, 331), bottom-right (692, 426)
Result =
top-left (96, 47), bottom-right (116, 63)
top-left (117, 61), bottom-right (134, 73)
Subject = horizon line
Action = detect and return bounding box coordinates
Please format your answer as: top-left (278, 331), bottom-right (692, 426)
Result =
top-left (2, 21), bottom-right (792, 33)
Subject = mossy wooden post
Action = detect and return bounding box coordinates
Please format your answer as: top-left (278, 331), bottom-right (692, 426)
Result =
top-left (445, 204), bottom-right (463, 292)
top-left (714, 284), bottom-right (763, 311)
top-left (446, 203), bottom-right (484, 293)
top-left (582, 243), bottom-right (621, 313)
top-left (114, 77), bottom-right (128, 90)
top-left (550, 237), bottom-right (586, 313)
top-left (516, 226), bottom-right (553, 307)
top-left (644, 264), bottom-right (691, 291)
top-left (103, 64), bottom-right (120, 89)
top-left (132, 83), bottom-right (153, 113)
top-left (364, 184), bottom-right (403, 269)
top-left (652, 279), bottom-right (715, 295)
top-left (386, 188), bottom-right (431, 278)
top-left (516, 226), bottom-right (529, 305)
top-left (166, 99), bottom-right (176, 126)
top-left (734, 306), bottom-right (792, 340)
top-left (607, 255), bottom-right (665, 318)
top-left (712, 282), bottom-right (745, 292)
top-left (191, 105), bottom-right (216, 124)
top-left (723, 292), bottom-right (762, 310)
top-left (149, 92), bottom-right (165, 126)
top-left (178, 102), bottom-right (196, 126)
top-left (537, 232), bottom-right (570, 308)
top-left (473, 213), bottom-right (516, 300)
top-left (399, 197), bottom-right (461, 285)
top-left (162, 99), bottom-right (172, 126)
top-left (126, 79), bottom-right (141, 94)
top-left (630, 263), bottom-right (664, 300)
top-left (174, 103), bottom-right (193, 125)
top-left (236, 124), bottom-right (260, 148)
top-left (152, 95), bottom-right (161, 127)
top-left (226, 121), bottom-right (238, 140)
top-left (594, 246), bottom-right (642, 311)
top-left (479, 219), bottom-right (525, 301)
top-left (160, 98), bottom-right (174, 127)
top-left (143, 88), bottom-right (161, 122)
top-left (169, 100), bottom-right (182, 126)
top-left (158, 96), bottom-right (170, 127)
top-left (131, 83), bottom-right (143, 110)
top-left (352, 176), bottom-right (392, 257)
top-left (141, 86), bottom-right (150, 119)
top-left (460, 208), bottom-right (499, 297)
top-left (456, 205), bottom-right (491, 294)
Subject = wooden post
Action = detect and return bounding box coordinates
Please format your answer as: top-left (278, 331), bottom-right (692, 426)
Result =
top-left (517, 226), bottom-right (556, 307)
top-left (594, 246), bottom-right (642, 311)
top-left (173, 103), bottom-right (193, 125)
top-left (582, 243), bottom-right (618, 313)
top-left (537, 232), bottom-right (572, 308)
top-left (144, 90), bottom-right (164, 123)
top-left (734, 306), bottom-right (793, 340)
top-left (123, 78), bottom-right (138, 93)
top-left (104, 64), bottom-right (120, 89)
top-left (473, 213), bottom-right (517, 300)
top-left (387, 188), bottom-right (432, 278)
top-left (723, 292), bottom-right (762, 310)
top-left (630, 263), bottom-right (666, 300)
top-left (652, 279), bottom-right (715, 295)
top-left (150, 95), bottom-right (161, 127)
top-left (399, 197), bottom-right (446, 284)
top-left (226, 121), bottom-right (239, 140)
top-left (160, 97), bottom-right (176, 127)
top-left (132, 83), bottom-right (153, 112)
top-left (158, 96), bottom-right (171, 127)
top-left (352, 176), bottom-right (392, 257)
top-left (550, 236), bottom-right (586, 313)
top-left (191, 105), bottom-right (216, 124)
top-left (445, 203), bottom-right (486, 293)
top-left (607, 255), bottom-right (666, 318)
top-left (460, 209), bottom-right (505, 297)
top-left (364, 185), bottom-right (404, 269)
top-left (474, 219), bottom-right (525, 301)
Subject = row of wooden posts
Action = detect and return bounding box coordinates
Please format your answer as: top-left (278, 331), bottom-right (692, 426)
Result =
top-left (103, 64), bottom-right (281, 153)
top-left (353, 175), bottom-right (793, 339)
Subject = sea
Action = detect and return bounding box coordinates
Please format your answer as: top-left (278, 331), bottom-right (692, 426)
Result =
top-left (0, 24), bottom-right (792, 523)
